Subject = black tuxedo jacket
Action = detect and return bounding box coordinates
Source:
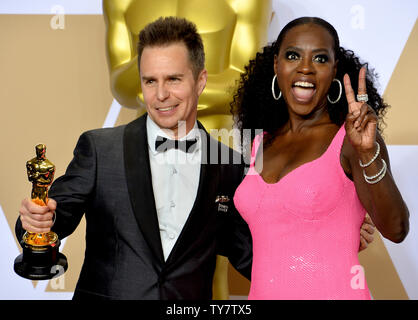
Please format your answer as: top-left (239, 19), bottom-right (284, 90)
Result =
top-left (16, 114), bottom-right (252, 299)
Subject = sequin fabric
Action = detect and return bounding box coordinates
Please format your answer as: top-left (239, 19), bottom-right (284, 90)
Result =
top-left (234, 125), bottom-right (371, 300)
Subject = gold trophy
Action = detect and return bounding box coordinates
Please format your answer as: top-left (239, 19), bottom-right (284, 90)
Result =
top-left (14, 144), bottom-right (68, 280)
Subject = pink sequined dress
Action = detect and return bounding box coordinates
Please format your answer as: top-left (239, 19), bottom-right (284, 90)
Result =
top-left (233, 125), bottom-right (371, 300)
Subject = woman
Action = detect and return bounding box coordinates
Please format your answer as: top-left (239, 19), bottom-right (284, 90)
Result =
top-left (231, 17), bottom-right (409, 300)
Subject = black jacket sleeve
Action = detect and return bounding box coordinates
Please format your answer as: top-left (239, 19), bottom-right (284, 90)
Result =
top-left (217, 156), bottom-right (253, 280)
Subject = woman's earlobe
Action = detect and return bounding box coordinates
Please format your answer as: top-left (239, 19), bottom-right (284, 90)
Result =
top-left (273, 55), bottom-right (279, 73)
top-left (333, 59), bottom-right (339, 77)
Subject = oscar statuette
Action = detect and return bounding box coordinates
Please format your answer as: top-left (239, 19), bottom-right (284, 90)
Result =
top-left (14, 144), bottom-right (68, 280)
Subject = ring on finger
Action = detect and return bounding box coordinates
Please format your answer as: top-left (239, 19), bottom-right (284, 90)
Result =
top-left (357, 93), bottom-right (368, 102)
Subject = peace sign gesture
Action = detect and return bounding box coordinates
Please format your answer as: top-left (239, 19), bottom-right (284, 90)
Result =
top-left (343, 67), bottom-right (378, 153)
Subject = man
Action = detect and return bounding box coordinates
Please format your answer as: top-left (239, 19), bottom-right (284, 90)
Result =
top-left (103, 0), bottom-right (273, 299)
top-left (16, 17), bottom-right (251, 299)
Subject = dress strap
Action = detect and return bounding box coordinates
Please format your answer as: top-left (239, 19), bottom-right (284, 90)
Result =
top-left (328, 124), bottom-right (346, 156)
top-left (250, 132), bottom-right (266, 168)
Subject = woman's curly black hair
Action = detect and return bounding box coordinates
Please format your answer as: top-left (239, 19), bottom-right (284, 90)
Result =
top-left (230, 17), bottom-right (389, 150)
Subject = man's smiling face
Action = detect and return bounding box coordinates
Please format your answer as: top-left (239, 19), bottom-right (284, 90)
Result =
top-left (140, 42), bottom-right (207, 138)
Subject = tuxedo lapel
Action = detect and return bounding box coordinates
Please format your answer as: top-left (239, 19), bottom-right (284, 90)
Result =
top-left (124, 114), bottom-right (165, 265)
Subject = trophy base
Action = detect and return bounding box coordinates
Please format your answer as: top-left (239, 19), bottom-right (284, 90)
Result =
top-left (14, 238), bottom-right (68, 280)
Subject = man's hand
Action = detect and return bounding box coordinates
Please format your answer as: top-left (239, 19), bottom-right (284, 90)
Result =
top-left (19, 198), bottom-right (56, 233)
top-left (359, 214), bottom-right (375, 251)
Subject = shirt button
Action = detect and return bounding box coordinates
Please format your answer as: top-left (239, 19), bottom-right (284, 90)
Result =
top-left (172, 167), bottom-right (177, 175)
top-left (170, 200), bottom-right (176, 208)
top-left (168, 233), bottom-right (176, 240)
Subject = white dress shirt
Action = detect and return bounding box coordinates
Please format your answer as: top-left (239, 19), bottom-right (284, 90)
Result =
top-left (146, 116), bottom-right (201, 261)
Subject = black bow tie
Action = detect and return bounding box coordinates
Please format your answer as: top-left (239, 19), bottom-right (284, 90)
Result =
top-left (155, 136), bottom-right (198, 153)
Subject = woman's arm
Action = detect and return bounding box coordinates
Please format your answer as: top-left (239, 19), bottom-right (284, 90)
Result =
top-left (342, 68), bottom-right (409, 243)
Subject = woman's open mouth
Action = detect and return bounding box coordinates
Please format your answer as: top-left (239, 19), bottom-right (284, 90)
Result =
top-left (291, 81), bottom-right (316, 103)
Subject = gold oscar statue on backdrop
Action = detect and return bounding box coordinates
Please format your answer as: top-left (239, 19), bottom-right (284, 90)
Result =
top-left (14, 144), bottom-right (68, 280)
top-left (103, 0), bottom-right (273, 299)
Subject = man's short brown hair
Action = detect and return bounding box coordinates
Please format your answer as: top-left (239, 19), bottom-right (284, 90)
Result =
top-left (137, 16), bottom-right (205, 78)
